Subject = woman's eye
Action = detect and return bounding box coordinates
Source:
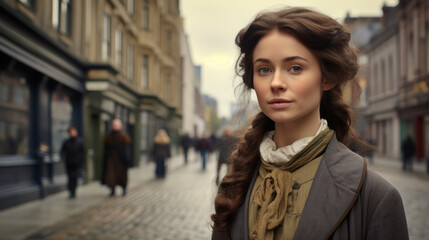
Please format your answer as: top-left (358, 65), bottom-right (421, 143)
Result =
top-left (290, 66), bottom-right (302, 73)
top-left (257, 67), bottom-right (271, 74)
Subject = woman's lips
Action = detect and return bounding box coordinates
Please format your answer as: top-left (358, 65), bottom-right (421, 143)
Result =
top-left (268, 99), bottom-right (293, 109)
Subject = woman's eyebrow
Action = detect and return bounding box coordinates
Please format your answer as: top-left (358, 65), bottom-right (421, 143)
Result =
top-left (253, 56), bottom-right (308, 64)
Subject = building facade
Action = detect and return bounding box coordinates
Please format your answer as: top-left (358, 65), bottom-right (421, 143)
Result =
top-left (364, 6), bottom-right (401, 159)
top-left (84, 0), bottom-right (182, 168)
top-left (343, 13), bottom-right (382, 136)
top-left (0, 0), bottom-right (86, 209)
top-left (0, 0), bottom-right (183, 209)
top-left (398, 0), bottom-right (429, 160)
top-left (180, 22), bottom-right (196, 138)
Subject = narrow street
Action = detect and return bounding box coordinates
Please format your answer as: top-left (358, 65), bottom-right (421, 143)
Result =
top-left (25, 152), bottom-right (218, 240)
top-left (0, 153), bottom-right (428, 240)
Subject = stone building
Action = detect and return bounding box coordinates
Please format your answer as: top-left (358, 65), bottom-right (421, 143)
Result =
top-left (364, 5), bottom-right (401, 158)
top-left (0, 0), bottom-right (182, 209)
top-left (398, 0), bottom-right (429, 160)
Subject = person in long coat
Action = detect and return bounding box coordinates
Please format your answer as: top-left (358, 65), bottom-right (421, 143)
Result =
top-left (180, 132), bottom-right (192, 164)
top-left (211, 7), bottom-right (408, 240)
top-left (401, 135), bottom-right (415, 171)
top-left (195, 133), bottom-right (213, 171)
top-left (60, 125), bottom-right (85, 199)
top-left (102, 119), bottom-right (131, 197)
top-left (152, 129), bottom-right (171, 178)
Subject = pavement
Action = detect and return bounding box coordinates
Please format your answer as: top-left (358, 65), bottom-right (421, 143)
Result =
top-left (0, 151), bottom-right (427, 240)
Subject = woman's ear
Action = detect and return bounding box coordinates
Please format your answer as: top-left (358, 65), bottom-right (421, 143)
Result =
top-left (322, 79), bottom-right (336, 91)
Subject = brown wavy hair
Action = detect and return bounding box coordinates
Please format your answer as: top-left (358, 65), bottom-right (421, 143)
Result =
top-left (211, 7), bottom-right (363, 235)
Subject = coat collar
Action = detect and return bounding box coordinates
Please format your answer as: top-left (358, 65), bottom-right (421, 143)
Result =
top-left (241, 135), bottom-right (366, 240)
top-left (294, 135), bottom-right (366, 240)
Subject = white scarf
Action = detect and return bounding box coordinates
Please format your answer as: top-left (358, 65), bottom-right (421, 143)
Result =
top-left (259, 119), bottom-right (328, 165)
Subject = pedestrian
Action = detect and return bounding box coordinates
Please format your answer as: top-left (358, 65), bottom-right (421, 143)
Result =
top-left (180, 132), bottom-right (192, 165)
top-left (209, 130), bottom-right (218, 156)
top-left (401, 134), bottom-right (415, 171)
top-left (60, 125), bottom-right (85, 199)
top-left (211, 7), bottom-right (408, 240)
top-left (152, 129), bottom-right (171, 178)
top-left (102, 119), bottom-right (131, 197)
top-left (215, 128), bottom-right (238, 185)
top-left (195, 133), bottom-right (213, 171)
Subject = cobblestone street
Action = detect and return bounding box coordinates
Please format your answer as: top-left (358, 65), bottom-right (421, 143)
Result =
top-left (26, 154), bottom-right (218, 240)
top-left (368, 159), bottom-right (429, 240)
top-left (1, 154), bottom-right (428, 240)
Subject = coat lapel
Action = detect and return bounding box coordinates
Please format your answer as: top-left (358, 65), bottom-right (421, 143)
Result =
top-left (294, 136), bottom-right (366, 240)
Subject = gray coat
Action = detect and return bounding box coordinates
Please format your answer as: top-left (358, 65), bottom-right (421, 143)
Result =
top-left (212, 136), bottom-right (408, 240)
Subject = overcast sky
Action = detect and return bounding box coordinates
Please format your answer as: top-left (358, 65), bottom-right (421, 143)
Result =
top-left (180, 0), bottom-right (399, 118)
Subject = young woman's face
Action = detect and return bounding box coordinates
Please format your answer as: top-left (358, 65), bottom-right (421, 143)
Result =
top-left (253, 30), bottom-right (331, 125)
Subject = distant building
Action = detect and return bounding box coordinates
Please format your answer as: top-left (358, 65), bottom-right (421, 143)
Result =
top-left (180, 21), bottom-right (196, 138)
top-left (397, 0), bottom-right (429, 160)
top-left (194, 65), bottom-right (205, 137)
top-left (202, 94), bottom-right (219, 133)
top-left (230, 101), bottom-right (259, 132)
top-left (343, 13), bottom-right (382, 136)
top-left (362, 0), bottom-right (429, 161)
top-left (363, 5), bottom-right (401, 158)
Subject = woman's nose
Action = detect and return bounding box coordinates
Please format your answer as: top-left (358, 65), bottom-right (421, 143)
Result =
top-left (270, 70), bottom-right (287, 92)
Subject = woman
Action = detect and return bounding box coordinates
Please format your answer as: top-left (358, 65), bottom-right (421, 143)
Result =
top-left (211, 7), bottom-right (408, 240)
top-left (152, 129), bottom-right (171, 178)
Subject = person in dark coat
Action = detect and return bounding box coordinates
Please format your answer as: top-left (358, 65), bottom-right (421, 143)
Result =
top-left (152, 129), bottom-right (171, 178)
top-left (102, 119), bottom-right (131, 197)
top-left (195, 133), bottom-right (213, 171)
top-left (401, 134), bottom-right (415, 171)
top-left (211, 7), bottom-right (408, 240)
top-left (180, 132), bottom-right (192, 164)
top-left (60, 126), bottom-right (85, 199)
top-left (215, 128), bottom-right (238, 185)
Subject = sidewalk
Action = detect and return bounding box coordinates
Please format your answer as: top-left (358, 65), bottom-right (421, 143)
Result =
top-left (369, 155), bottom-right (428, 175)
top-left (0, 152), bottom-right (190, 240)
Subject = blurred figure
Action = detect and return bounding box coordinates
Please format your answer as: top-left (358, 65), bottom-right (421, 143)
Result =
top-left (215, 128), bottom-right (238, 185)
top-left (180, 132), bottom-right (192, 165)
top-left (401, 135), bottom-right (415, 171)
top-left (195, 133), bottom-right (213, 171)
top-left (60, 126), bottom-right (84, 199)
top-left (102, 119), bottom-right (131, 197)
top-left (209, 131), bottom-right (218, 156)
top-left (152, 129), bottom-right (171, 178)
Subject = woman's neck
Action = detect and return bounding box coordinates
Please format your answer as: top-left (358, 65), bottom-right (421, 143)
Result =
top-left (273, 116), bottom-right (321, 148)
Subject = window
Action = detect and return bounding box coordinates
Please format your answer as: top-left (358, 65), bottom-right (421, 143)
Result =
top-left (142, 0), bottom-right (149, 29)
top-left (102, 14), bottom-right (111, 62)
top-left (0, 72), bottom-right (29, 156)
top-left (52, 0), bottom-right (72, 35)
top-left (407, 33), bottom-right (414, 80)
top-left (388, 55), bottom-right (394, 91)
top-left (373, 64), bottom-right (378, 97)
top-left (141, 55), bottom-right (149, 89)
top-left (166, 30), bottom-right (172, 55)
top-left (127, 44), bottom-right (134, 81)
top-left (51, 90), bottom-right (72, 155)
top-left (115, 29), bottom-right (122, 67)
top-left (127, 0), bottom-right (134, 16)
